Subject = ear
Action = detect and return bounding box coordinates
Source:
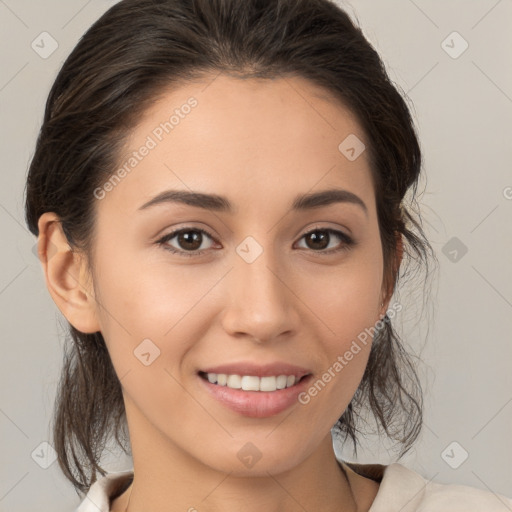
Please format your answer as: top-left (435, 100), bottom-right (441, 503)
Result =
top-left (379, 232), bottom-right (404, 316)
top-left (37, 212), bottom-right (101, 334)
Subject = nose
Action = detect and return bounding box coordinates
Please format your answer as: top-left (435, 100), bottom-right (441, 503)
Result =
top-left (220, 245), bottom-right (300, 344)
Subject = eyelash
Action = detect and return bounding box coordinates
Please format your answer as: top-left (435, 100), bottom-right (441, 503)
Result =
top-left (156, 226), bottom-right (355, 258)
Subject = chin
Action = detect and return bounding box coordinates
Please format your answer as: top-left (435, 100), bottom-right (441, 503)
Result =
top-left (196, 435), bottom-right (319, 478)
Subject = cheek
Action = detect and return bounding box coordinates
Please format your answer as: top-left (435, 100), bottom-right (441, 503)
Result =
top-left (293, 254), bottom-right (382, 411)
top-left (91, 245), bottom-right (226, 376)
top-left (298, 254), bottom-right (383, 342)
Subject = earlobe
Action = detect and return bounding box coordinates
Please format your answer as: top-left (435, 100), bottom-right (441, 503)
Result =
top-left (37, 212), bottom-right (101, 334)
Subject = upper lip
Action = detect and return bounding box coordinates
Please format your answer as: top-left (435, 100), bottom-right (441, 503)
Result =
top-left (199, 362), bottom-right (311, 379)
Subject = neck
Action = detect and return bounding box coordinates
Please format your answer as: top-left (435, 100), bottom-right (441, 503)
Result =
top-left (120, 444), bottom-right (357, 512)
top-left (116, 399), bottom-right (359, 512)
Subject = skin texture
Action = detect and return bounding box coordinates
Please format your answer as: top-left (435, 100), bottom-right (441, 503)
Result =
top-left (38, 74), bottom-right (401, 512)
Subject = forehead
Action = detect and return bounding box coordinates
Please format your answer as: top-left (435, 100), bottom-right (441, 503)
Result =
top-left (100, 73), bottom-right (375, 216)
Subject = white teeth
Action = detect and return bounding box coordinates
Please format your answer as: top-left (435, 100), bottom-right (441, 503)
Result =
top-left (227, 374), bottom-right (242, 389)
top-left (259, 376), bottom-right (276, 392)
top-left (204, 373), bottom-right (302, 391)
top-left (276, 375), bottom-right (287, 389)
top-left (241, 375), bottom-right (260, 391)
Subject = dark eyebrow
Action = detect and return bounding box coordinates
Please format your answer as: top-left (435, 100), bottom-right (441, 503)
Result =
top-left (291, 189), bottom-right (367, 216)
top-left (139, 190), bottom-right (232, 212)
top-left (138, 188), bottom-right (367, 216)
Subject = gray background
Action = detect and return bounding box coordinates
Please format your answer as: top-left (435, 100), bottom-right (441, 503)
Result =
top-left (1, 0), bottom-right (511, 510)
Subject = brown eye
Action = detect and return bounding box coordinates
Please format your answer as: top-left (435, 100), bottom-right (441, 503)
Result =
top-left (175, 230), bottom-right (203, 251)
top-left (157, 228), bottom-right (216, 257)
top-left (296, 228), bottom-right (354, 254)
top-left (157, 226), bottom-right (355, 258)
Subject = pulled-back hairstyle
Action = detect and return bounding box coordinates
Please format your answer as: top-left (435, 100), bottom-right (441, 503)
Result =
top-left (25, 0), bottom-right (436, 495)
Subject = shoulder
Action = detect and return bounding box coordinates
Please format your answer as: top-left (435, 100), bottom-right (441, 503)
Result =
top-left (341, 460), bottom-right (512, 512)
top-left (75, 470), bottom-right (133, 512)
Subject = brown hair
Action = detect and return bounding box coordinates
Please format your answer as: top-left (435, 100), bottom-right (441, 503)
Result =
top-left (24, 0), bottom-right (437, 495)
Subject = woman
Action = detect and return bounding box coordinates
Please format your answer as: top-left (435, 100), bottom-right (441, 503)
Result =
top-left (25, 0), bottom-right (512, 510)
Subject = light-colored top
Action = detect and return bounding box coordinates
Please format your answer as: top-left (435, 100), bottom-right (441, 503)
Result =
top-left (75, 459), bottom-right (512, 511)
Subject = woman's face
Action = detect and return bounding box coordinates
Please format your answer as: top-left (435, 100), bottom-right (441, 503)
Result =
top-left (87, 74), bottom-right (389, 475)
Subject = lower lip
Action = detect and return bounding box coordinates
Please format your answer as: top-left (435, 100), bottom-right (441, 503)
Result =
top-left (199, 374), bottom-right (312, 418)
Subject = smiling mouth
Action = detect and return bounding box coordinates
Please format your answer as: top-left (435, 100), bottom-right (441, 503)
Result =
top-left (198, 371), bottom-right (310, 392)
